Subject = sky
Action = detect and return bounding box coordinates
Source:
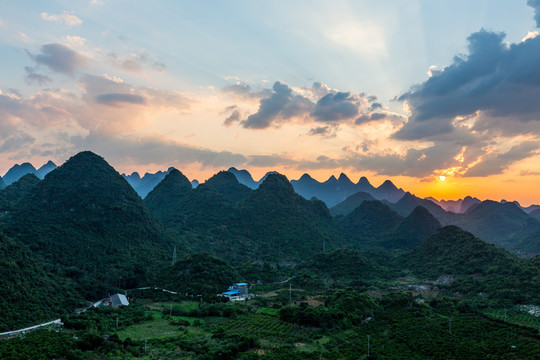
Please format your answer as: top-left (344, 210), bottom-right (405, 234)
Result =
top-left (1, 0), bottom-right (540, 205)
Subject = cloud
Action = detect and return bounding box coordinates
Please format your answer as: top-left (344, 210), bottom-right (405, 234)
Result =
top-left (529, 0), bottom-right (540, 27)
top-left (41, 12), bottom-right (82, 27)
top-left (94, 93), bottom-right (145, 106)
top-left (311, 92), bottom-right (359, 122)
top-left (0, 132), bottom-right (35, 152)
top-left (108, 51), bottom-right (166, 74)
top-left (396, 29), bottom-right (540, 141)
top-left (308, 126), bottom-right (337, 138)
top-left (223, 106), bottom-right (242, 126)
top-left (24, 67), bottom-right (52, 86)
top-left (227, 81), bottom-right (388, 132)
top-left (28, 43), bottom-right (89, 75)
top-left (242, 81), bottom-right (314, 129)
top-left (222, 82), bottom-right (271, 100)
top-left (71, 132), bottom-right (248, 169)
top-left (464, 142), bottom-right (540, 177)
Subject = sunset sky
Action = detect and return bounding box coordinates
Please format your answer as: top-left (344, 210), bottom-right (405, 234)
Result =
top-left (1, 1), bottom-right (540, 205)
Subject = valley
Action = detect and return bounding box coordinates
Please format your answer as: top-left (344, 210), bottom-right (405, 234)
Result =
top-left (1, 151), bottom-right (540, 359)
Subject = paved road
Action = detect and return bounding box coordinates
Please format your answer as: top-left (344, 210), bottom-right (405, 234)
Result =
top-left (0, 319), bottom-right (62, 337)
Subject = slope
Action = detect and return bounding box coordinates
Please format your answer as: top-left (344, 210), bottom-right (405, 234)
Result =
top-left (205, 170), bottom-right (252, 203)
top-left (0, 232), bottom-right (82, 331)
top-left (3, 151), bottom-right (175, 295)
top-left (389, 206), bottom-right (441, 249)
top-left (0, 173), bottom-right (41, 213)
top-left (452, 200), bottom-right (539, 249)
top-left (338, 200), bottom-right (403, 248)
top-left (330, 191), bottom-right (376, 217)
top-left (405, 226), bottom-right (540, 304)
top-left (236, 173), bottom-right (345, 262)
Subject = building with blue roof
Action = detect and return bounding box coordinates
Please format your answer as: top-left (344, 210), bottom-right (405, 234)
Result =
top-left (219, 282), bottom-right (248, 301)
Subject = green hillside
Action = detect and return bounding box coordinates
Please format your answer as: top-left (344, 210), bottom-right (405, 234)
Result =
top-left (0, 173), bottom-right (41, 212)
top-left (159, 252), bottom-right (240, 297)
top-left (236, 174), bottom-right (345, 262)
top-left (338, 200), bottom-right (403, 248)
top-left (204, 170), bottom-right (252, 203)
top-left (2, 151), bottom-right (176, 296)
top-left (388, 206), bottom-right (441, 249)
top-left (406, 226), bottom-right (540, 304)
top-left (0, 232), bottom-right (82, 331)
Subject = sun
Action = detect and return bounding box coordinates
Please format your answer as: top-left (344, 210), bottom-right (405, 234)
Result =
top-left (439, 175), bottom-right (446, 181)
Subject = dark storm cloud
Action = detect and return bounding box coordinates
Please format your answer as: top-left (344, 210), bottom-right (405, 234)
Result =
top-left (311, 92), bottom-right (359, 122)
top-left (395, 29), bottom-right (540, 140)
top-left (94, 93), bottom-right (146, 106)
top-left (528, 0), bottom-right (540, 27)
top-left (28, 43), bottom-right (89, 76)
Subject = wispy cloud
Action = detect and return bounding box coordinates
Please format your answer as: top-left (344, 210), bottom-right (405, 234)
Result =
top-left (41, 12), bottom-right (82, 27)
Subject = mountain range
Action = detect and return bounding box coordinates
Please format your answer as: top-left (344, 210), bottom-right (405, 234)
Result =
top-left (1, 150), bottom-right (540, 332)
top-left (4, 162), bottom-right (539, 217)
top-left (1, 160), bottom-right (57, 186)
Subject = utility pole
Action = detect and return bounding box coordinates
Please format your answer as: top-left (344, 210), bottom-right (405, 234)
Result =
top-left (116, 317), bottom-right (119, 329)
top-left (323, 239), bottom-right (326, 252)
top-left (172, 245), bottom-right (177, 265)
top-left (289, 283), bottom-right (292, 303)
top-left (449, 318), bottom-right (452, 334)
top-left (170, 303), bottom-right (172, 317)
top-left (367, 334), bottom-right (371, 357)
top-left (504, 309), bottom-right (507, 322)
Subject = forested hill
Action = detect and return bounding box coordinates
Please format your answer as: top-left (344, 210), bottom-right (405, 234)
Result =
top-left (0, 232), bottom-right (83, 332)
top-left (2, 151), bottom-right (177, 297)
top-left (145, 172), bottom-right (345, 262)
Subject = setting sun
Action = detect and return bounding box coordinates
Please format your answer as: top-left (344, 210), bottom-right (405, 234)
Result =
top-left (439, 176), bottom-right (446, 181)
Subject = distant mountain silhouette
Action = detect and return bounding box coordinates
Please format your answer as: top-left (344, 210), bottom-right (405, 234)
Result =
top-left (330, 191), bottom-right (376, 217)
top-left (36, 160), bottom-right (57, 179)
top-left (228, 168), bottom-right (405, 207)
top-left (122, 169), bottom-right (170, 198)
top-left (0, 176), bottom-right (5, 190)
top-left (426, 196), bottom-right (481, 213)
top-left (530, 208), bottom-right (540, 221)
top-left (389, 192), bottom-right (454, 224)
top-left (228, 167), bottom-right (260, 189)
top-left (2, 161), bottom-right (57, 185)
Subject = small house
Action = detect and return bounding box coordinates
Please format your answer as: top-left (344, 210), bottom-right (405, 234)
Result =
top-left (219, 282), bottom-right (249, 301)
top-left (110, 293), bottom-right (129, 308)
